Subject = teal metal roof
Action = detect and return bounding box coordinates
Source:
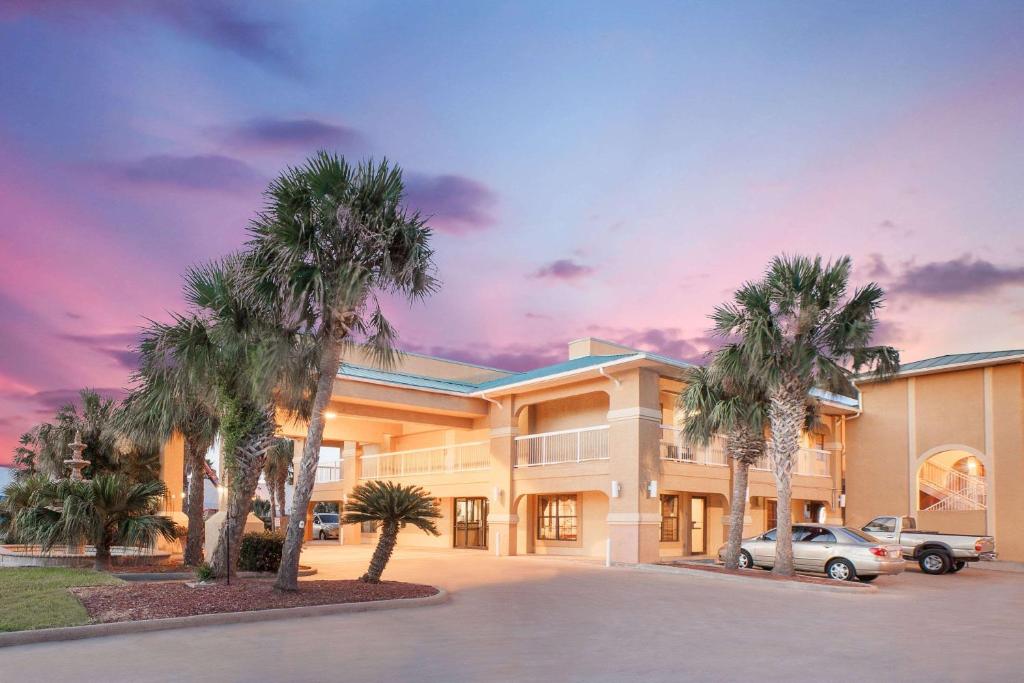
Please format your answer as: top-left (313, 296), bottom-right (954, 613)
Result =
top-left (338, 365), bottom-right (481, 394)
top-left (474, 354), bottom-right (634, 391)
top-left (897, 350), bottom-right (1024, 374)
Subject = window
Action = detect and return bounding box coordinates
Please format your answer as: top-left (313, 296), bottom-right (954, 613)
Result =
top-left (537, 494), bottom-right (578, 541)
top-left (802, 527), bottom-right (836, 543)
top-left (762, 529), bottom-right (777, 541)
top-left (660, 495), bottom-right (679, 542)
top-left (863, 517), bottom-right (896, 533)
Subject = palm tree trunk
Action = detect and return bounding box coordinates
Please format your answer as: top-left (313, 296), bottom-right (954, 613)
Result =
top-left (268, 485), bottom-right (277, 528)
top-left (724, 457), bottom-right (751, 569)
top-left (183, 436), bottom-right (207, 566)
top-left (768, 383), bottom-right (804, 576)
top-left (276, 473), bottom-right (287, 526)
top-left (211, 414), bottom-right (275, 579)
top-left (276, 334), bottom-right (345, 591)
top-left (361, 521), bottom-right (398, 583)
top-left (94, 533), bottom-right (112, 572)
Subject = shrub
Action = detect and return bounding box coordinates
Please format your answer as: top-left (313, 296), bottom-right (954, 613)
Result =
top-left (194, 562), bottom-right (216, 582)
top-left (238, 531), bottom-right (284, 572)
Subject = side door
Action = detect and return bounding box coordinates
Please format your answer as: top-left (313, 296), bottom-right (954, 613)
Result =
top-left (750, 528), bottom-right (777, 566)
top-left (790, 526), bottom-right (816, 571)
top-left (797, 527), bottom-right (838, 573)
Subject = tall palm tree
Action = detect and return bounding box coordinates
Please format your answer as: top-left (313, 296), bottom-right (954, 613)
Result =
top-left (141, 256), bottom-right (312, 579)
top-left (713, 255), bottom-right (899, 575)
top-left (246, 151), bottom-right (438, 591)
top-left (3, 473), bottom-right (178, 571)
top-left (679, 353), bottom-right (769, 569)
top-left (119, 373), bottom-right (219, 566)
top-left (263, 438), bottom-right (293, 527)
top-left (340, 480), bottom-right (441, 583)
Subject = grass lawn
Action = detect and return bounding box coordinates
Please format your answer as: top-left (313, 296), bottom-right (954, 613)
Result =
top-left (0, 567), bottom-right (124, 632)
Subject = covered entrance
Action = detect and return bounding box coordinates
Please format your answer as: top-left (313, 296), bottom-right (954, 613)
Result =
top-left (454, 497), bottom-right (488, 549)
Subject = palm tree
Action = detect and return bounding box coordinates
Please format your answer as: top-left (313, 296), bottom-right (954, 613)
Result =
top-left (3, 473), bottom-right (178, 571)
top-left (119, 375), bottom-right (219, 566)
top-left (713, 255), bottom-right (899, 575)
top-left (679, 354), bottom-right (768, 569)
top-left (246, 152), bottom-right (438, 591)
top-left (263, 438), bottom-right (294, 527)
top-left (340, 480), bottom-right (441, 583)
top-left (141, 256), bottom-right (312, 579)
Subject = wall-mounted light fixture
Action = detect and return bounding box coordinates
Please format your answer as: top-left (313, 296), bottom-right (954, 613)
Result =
top-left (611, 480), bottom-right (622, 498)
top-left (323, 410), bottom-right (338, 420)
top-left (647, 480), bottom-right (658, 498)
top-left (492, 486), bottom-right (503, 503)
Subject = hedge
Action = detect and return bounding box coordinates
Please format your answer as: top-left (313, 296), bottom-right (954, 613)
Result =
top-left (238, 531), bottom-right (285, 572)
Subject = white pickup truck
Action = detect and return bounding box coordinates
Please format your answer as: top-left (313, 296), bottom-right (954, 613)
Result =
top-left (861, 515), bottom-right (996, 575)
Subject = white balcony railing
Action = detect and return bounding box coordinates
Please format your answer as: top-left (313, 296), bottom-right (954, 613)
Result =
top-left (360, 441), bottom-right (490, 479)
top-left (316, 462), bottom-right (343, 483)
top-left (753, 447), bottom-right (832, 477)
top-left (659, 427), bottom-right (728, 466)
top-left (514, 425), bottom-right (609, 467)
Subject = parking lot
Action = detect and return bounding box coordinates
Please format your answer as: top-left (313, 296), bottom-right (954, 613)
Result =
top-left (5, 545), bottom-right (1023, 682)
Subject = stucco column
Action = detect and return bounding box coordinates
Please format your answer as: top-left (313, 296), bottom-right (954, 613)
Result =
top-left (159, 433), bottom-right (185, 514)
top-left (606, 368), bottom-right (663, 564)
top-left (340, 441), bottom-right (362, 545)
top-left (487, 397), bottom-right (518, 556)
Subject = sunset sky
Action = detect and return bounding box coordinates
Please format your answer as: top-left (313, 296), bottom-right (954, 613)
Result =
top-left (1, 1), bottom-right (1023, 466)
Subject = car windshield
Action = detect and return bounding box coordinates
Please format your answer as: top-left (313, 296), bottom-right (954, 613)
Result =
top-left (318, 514), bottom-right (339, 524)
top-left (841, 527), bottom-right (881, 543)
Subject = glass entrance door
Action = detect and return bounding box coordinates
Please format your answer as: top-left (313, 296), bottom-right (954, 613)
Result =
top-left (690, 496), bottom-right (707, 554)
top-left (454, 497), bottom-right (488, 549)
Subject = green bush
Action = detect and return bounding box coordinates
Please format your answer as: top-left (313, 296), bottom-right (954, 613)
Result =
top-left (238, 531), bottom-right (284, 572)
top-left (194, 562), bottom-right (215, 582)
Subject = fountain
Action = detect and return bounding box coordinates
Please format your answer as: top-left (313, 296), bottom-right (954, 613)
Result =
top-left (64, 429), bottom-right (89, 481)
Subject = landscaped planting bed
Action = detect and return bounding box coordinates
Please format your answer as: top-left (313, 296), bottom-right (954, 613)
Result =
top-left (73, 579), bottom-right (439, 623)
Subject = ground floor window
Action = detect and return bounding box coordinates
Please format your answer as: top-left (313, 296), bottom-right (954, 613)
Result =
top-left (660, 494), bottom-right (679, 542)
top-left (537, 494), bottom-right (578, 541)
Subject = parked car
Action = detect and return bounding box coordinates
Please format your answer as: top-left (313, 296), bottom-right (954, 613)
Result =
top-left (720, 524), bottom-right (905, 582)
top-left (312, 512), bottom-right (340, 540)
top-left (860, 515), bottom-right (996, 575)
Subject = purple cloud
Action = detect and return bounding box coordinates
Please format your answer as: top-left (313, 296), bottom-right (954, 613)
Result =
top-left (404, 342), bottom-right (563, 373)
top-left (890, 256), bottom-right (1024, 299)
top-left (0, 1), bottom-right (299, 75)
top-left (28, 387), bottom-right (126, 415)
top-left (108, 154), bottom-right (264, 193)
top-left (404, 174), bottom-right (497, 234)
top-left (59, 332), bottom-right (141, 371)
top-left (218, 117), bottom-right (363, 150)
top-left (533, 259), bottom-right (594, 281)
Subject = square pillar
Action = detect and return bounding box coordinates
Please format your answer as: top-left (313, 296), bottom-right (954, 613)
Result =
top-left (487, 397), bottom-right (518, 556)
top-left (606, 368), bottom-right (663, 564)
top-left (340, 441), bottom-right (362, 545)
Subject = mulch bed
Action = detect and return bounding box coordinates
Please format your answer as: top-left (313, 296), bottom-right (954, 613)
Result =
top-left (71, 579), bottom-right (439, 623)
top-left (113, 562), bottom-right (190, 574)
top-left (657, 561), bottom-right (872, 588)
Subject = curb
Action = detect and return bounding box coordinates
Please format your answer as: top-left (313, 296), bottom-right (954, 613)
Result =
top-left (114, 567), bottom-right (318, 582)
top-left (0, 588), bottom-right (448, 648)
top-left (619, 562), bottom-right (877, 594)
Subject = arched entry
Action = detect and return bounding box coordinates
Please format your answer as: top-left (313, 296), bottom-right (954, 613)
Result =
top-left (917, 448), bottom-right (988, 512)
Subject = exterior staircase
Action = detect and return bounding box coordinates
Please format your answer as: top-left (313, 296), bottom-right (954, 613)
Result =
top-left (919, 460), bottom-right (987, 511)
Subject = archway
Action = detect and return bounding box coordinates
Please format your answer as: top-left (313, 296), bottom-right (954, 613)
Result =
top-left (916, 448), bottom-right (988, 513)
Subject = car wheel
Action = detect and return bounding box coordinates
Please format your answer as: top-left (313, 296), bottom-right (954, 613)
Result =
top-left (318, 531), bottom-right (326, 540)
top-left (948, 560), bottom-right (967, 573)
top-left (826, 558), bottom-right (857, 581)
top-left (918, 550), bottom-right (951, 575)
top-left (737, 550), bottom-right (753, 569)
top-left (858, 575), bottom-right (878, 583)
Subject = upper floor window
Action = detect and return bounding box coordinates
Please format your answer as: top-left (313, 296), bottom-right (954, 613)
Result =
top-left (537, 494), bottom-right (578, 541)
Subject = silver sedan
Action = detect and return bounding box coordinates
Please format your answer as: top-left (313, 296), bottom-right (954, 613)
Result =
top-left (720, 524), bottom-right (905, 582)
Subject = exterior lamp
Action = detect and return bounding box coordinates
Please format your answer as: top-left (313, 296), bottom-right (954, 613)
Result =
top-left (324, 410), bottom-right (338, 420)
top-left (610, 481), bottom-right (622, 498)
top-left (647, 480), bottom-right (658, 498)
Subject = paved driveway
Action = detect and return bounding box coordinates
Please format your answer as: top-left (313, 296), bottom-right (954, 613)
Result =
top-left (5, 545), bottom-right (1023, 682)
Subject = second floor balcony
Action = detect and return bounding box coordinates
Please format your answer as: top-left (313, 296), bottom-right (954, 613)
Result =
top-left (360, 441), bottom-right (490, 479)
top-left (661, 426), bottom-right (833, 478)
top-left (514, 425), bottom-right (610, 467)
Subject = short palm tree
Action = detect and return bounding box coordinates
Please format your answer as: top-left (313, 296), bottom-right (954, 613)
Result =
top-left (246, 151), bottom-right (438, 591)
top-left (341, 480), bottom-right (441, 583)
top-left (119, 377), bottom-right (219, 566)
top-left (263, 438), bottom-right (294, 526)
top-left (713, 255), bottom-right (899, 575)
top-left (679, 354), bottom-right (768, 569)
top-left (4, 473), bottom-right (178, 571)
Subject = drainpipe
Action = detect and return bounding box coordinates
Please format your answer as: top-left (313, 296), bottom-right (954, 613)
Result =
top-left (598, 366), bottom-right (621, 389)
top-left (479, 394), bottom-right (503, 410)
top-left (837, 380), bottom-right (862, 525)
